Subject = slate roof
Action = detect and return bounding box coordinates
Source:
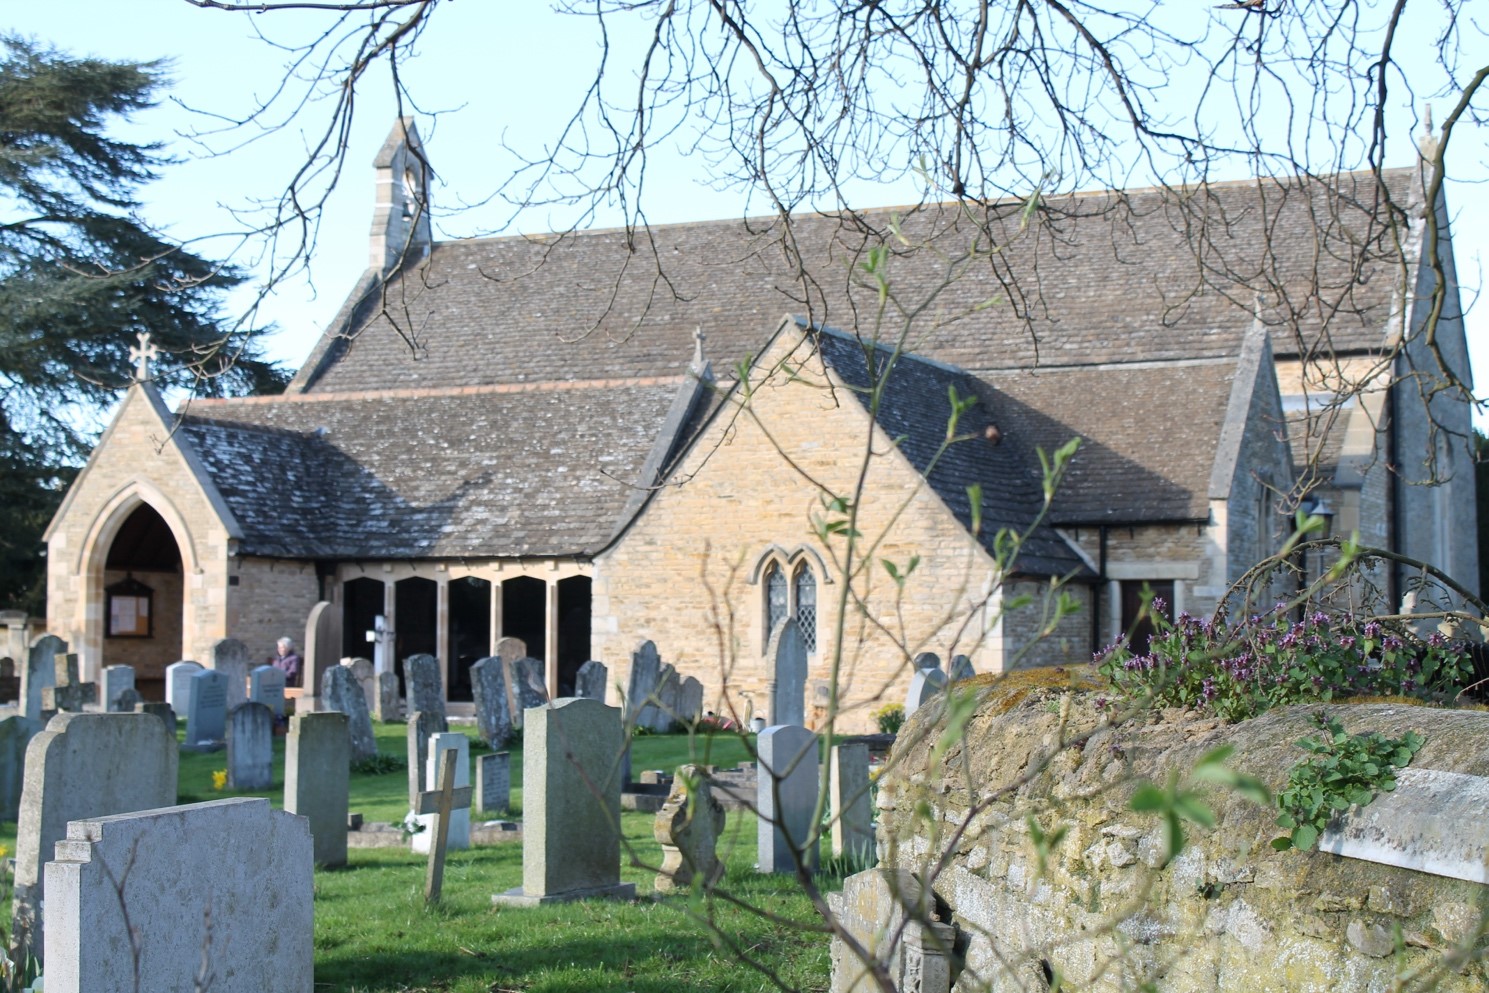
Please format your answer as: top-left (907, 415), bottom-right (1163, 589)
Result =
top-left (180, 380), bottom-right (683, 558)
top-left (812, 327), bottom-right (1088, 577)
top-left (291, 168), bottom-right (1419, 397)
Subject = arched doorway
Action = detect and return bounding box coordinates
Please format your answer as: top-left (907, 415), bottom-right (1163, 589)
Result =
top-left (101, 504), bottom-right (182, 700)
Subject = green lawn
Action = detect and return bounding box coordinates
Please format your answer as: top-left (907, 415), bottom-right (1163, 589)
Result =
top-left (5, 720), bottom-right (830, 993)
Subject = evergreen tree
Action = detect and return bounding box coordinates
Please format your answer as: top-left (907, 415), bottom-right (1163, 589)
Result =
top-left (0, 36), bottom-right (287, 612)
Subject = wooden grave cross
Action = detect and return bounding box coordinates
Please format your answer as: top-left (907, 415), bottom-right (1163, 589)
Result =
top-left (416, 747), bottom-right (472, 904)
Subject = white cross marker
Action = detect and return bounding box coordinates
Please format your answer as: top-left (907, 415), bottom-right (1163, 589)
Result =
top-left (128, 332), bottom-right (160, 382)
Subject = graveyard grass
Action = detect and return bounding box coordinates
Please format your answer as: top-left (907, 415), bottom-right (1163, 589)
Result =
top-left (0, 722), bottom-right (829, 993)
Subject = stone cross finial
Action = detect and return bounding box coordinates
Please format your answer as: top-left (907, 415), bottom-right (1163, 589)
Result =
top-left (128, 332), bottom-right (160, 383)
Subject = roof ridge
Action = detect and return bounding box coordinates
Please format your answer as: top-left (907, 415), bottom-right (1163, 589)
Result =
top-left (188, 374), bottom-right (690, 408)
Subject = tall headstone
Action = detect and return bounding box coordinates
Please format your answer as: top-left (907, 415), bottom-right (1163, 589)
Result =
top-left (767, 618), bottom-right (809, 727)
top-left (10, 712), bottom-right (178, 966)
top-left (249, 663), bottom-right (287, 717)
top-left (0, 715), bottom-right (42, 820)
top-left (654, 764), bottom-right (726, 893)
top-left (948, 655), bottom-right (975, 682)
top-left (375, 670), bottom-right (402, 722)
top-left (678, 676), bottom-right (704, 724)
top-left (41, 654), bottom-right (97, 714)
top-left (495, 636), bottom-right (527, 729)
top-left (227, 702), bottom-right (275, 790)
top-left (406, 710), bottom-right (442, 805)
top-left (411, 732), bottom-right (470, 854)
top-left (165, 659), bottom-right (202, 714)
top-left (21, 634), bottom-right (65, 722)
top-left (905, 667), bottom-right (948, 718)
top-left (322, 664), bottom-right (377, 762)
top-left (492, 698), bottom-right (635, 905)
top-left (475, 752), bottom-right (510, 814)
top-left (185, 668), bottom-right (229, 747)
top-left (649, 664), bottom-right (681, 732)
top-left (303, 601), bottom-right (342, 707)
top-left (757, 724), bottom-right (820, 874)
top-left (575, 660), bottom-right (608, 701)
top-left (285, 711), bottom-right (350, 867)
top-left (43, 798), bottom-right (313, 993)
top-left (404, 654), bottom-right (447, 733)
top-left (830, 743), bottom-right (875, 865)
top-left (212, 638), bottom-right (251, 710)
top-left (470, 656), bottom-right (512, 747)
top-left (101, 665), bottom-right (135, 712)
top-left (342, 656), bottom-right (376, 712)
top-left (625, 640), bottom-right (662, 730)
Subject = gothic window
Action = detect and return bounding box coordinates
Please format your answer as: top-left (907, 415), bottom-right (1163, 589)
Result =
top-left (765, 562), bottom-right (788, 642)
top-left (794, 563), bottom-right (818, 654)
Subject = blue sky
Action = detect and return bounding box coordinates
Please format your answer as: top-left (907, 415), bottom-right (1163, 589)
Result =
top-left (7, 1), bottom-right (1485, 419)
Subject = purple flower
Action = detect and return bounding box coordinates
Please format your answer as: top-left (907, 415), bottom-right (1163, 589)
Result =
top-left (1428, 632), bottom-right (1447, 648)
top-left (1364, 621), bottom-right (1382, 639)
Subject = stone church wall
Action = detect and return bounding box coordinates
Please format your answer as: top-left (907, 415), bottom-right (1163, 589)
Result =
top-left (865, 670), bottom-right (1489, 993)
top-left (228, 557), bottom-right (322, 671)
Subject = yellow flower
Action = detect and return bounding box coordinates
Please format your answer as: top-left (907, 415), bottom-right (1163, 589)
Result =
top-left (0, 845), bottom-right (8, 859)
top-left (212, 770), bottom-right (227, 791)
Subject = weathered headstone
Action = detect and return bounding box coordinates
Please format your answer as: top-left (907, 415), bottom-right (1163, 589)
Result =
top-left (948, 655), bottom-right (975, 682)
top-left (342, 656), bottom-right (376, 712)
top-left (114, 687), bottom-right (142, 714)
top-left (185, 668), bottom-right (229, 747)
top-left (406, 710), bottom-right (442, 805)
top-left (905, 667), bottom-right (948, 717)
top-left (10, 712), bottom-right (178, 966)
top-left (912, 652), bottom-right (942, 672)
top-left (678, 676), bottom-right (704, 724)
top-left (767, 618), bottom-right (808, 727)
top-left (375, 670), bottom-right (401, 722)
top-left (625, 640), bottom-right (662, 730)
top-left (404, 654), bottom-right (447, 732)
top-left (303, 601), bottom-right (342, 707)
top-left (249, 663), bottom-right (287, 717)
top-left (492, 698), bottom-right (635, 905)
top-left (43, 797), bottom-right (312, 993)
top-left (41, 654), bottom-right (97, 714)
top-left (495, 636), bottom-right (527, 728)
top-left (21, 634), bottom-right (65, 721)
top-left (322, 664), bottom-right (377, 762)
top-left (164, 659), bottom-right (202, 714)
top-left (830, 743), bottom-right (875, 865)
top-left (412, 732), bottom-right (470, 854)
top-left (757, 724), bottom-right (820, 874)
top-left (828, 869), bottom-right (956, 993)
top-left (284, 711), bottom-right (350, 867)
top-left (101, 665), bottom-right (135, 712)
top-left (475, 752), bottom-right (510, 814)
top-left (575, 660), bottom-right (608, 701)
top-left (0, 715), bottom-right (42, 820)
top-left (654, 764), bottom-right (726, 893)
top-left (135, 700), bottom-right (176, 735)
top-left (649, 663), bottom-right (681, 732)
top-left (470, 656), bottom-right (512, 747)
top-left (511, 657), bottom-right (549, 715)
top-left (227, 702), bottom-right (275, 790)
top-left (212, 637), bottom-right (251, 710)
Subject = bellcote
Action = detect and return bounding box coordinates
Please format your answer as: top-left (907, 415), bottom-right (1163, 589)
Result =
top-left (369, 117), bottom-right (432, 274)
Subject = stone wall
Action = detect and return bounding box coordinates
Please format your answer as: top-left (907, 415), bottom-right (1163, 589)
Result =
top-left (97, 568), bottom-right (183, 684)
top-left (229, 557), bottom-right (322, 667)
top-left (868, 670), bottom-right (1489, 993)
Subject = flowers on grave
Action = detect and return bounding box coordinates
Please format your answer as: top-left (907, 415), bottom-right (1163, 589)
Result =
top-left (212, 769), bottom-right (227, 791)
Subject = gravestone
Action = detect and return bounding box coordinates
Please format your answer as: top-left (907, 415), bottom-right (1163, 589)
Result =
top-left (135, 700), bottom-right (176, 735)
top-left (575, 660), bottom-right (608, 701)
top-left (492, 698), bottom-right (635, 905)
top-left (649, 664), bottom-right (681, 732)
top-left (510, 657), bottom-right (549, 716)
top-left (654, 764), bottom-right (726, 893)
top-left (767, 618), bottom-right (808, 727)
top-left (375, 670), bottom-right (401, 722)
top-left (912, 652), bottom-right (942, 672)
top-left (404, 654), bottom-right (447, 732)
top-left (0, 715), bottom-right (42, 820)
top-left (10, 712), bottom-right (178, 966)
top-left (227, 702), bottom-right (275, 790)
top-left (285, 711), bottom-right (350, 867)
top-left (828, 869), bottom-right (956, 993)
top-left (101, 665), bottom-right (135, 712)
top-left (249, 663), bottom-right (287, 717)
top-left (322, 664), bottom-right (377, 762)
top-left (212, 638), bottom-right (251, 710)
top-left (948, 655), bottom-right (976, 682)
top-left (904, 667), bottom-right (948, 718)
top-left (757, 724), bottom-right (820, 874)
top-left (1318, 767), bottom-right (1489, 882)
top-left (830, 743), bottom-right (875, 865)
top-left (678, 676), bottom-right (704, 724)
top-left (625, 640), bottom-right (662, 730)
top-left (495, 636), bottom-right (527, 728)
top-left (406, 710), bottom-right (442, 805)
top-left (164, 659), bottom-right (202, 714)
top-left (41, 654), bottom-right (97, 714)
top-left (21, 634), bottom-right (65, 721)
top-left (470, 656), bottom-right (512, 747)
top-left (114, 687), bottom-right (142, 713)
top-left (342, 656), bottom-right (376, 712)
top-left (43, 797), bottom-right (312, 993)
top-left (303, 601), bottom-right (342, 706)
top-left (412, 732), bottom-right (470, 854)
top-left (475, 752), bottom-right (511, 814)
top-left (185, 668), bottom-right (229, 747)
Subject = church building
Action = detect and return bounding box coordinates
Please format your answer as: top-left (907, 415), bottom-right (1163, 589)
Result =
top-left (42, 120), bottom-right (1475, 728)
